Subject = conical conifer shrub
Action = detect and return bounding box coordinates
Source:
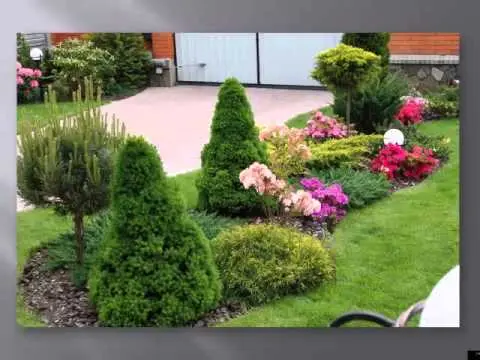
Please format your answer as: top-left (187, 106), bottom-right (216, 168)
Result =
top-left (88, 136), bottom-right (221, 327)
top-left (197, 77), bottom-right (268, 216)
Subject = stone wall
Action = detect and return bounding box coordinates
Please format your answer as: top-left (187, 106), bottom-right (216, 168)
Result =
top-left (389, 55), bottom-right (459, 91)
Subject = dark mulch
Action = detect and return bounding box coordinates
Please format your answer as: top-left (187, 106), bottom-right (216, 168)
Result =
top-left (19, 249), bottom-right (247, 328)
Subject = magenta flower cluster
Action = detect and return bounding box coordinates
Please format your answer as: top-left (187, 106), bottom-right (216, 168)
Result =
top-left (300, 177), bottom-right (349, 223)
top-left (16, 62), bottom-right (42, 89)
top-left (305, 111), bottom-right (353, 141)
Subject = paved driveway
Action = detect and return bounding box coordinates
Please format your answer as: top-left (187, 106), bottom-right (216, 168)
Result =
top-left (100, 85), bottom-right (333, 175)
top-left (17, 85), bottom-right (332, 211)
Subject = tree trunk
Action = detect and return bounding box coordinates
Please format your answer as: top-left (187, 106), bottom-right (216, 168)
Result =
top-left (346, 88), bottom-right (352, 125)
top-left (73, 212), bottom-right (85, 266)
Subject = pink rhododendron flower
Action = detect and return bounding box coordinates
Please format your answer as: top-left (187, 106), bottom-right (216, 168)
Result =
top-left (305, 111), bottom-right (354, 141)
top-left (16, 76), bottom-right (24, 85)
top-left (33, 69), bottom-right (42, 78)
top-left (16, 62), bottom-right (22, 70)
top-left (29, 79), bottom-right (39, 88)
top-left (299, 177), bottom-right (349, 223)
top-left (18, 67), bottom-right (34, 77)
top-left (281, 190), bottom-right (321, 217)
top-left (239, 162), bottom-right (285, 196)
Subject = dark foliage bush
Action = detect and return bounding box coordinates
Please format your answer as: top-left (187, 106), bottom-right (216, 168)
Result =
top-left (88, 137), bottom-right (221, 327)
top-left (212, 224), bottom-right (335, 306)
top-left (87, 33), bottom-right (154, 95)
top-left (424, 85), bottom-right (460, 119)
top-left (197, 78), bottom-right (269, 217)
top-left (341, 33), bottom-right (391, 71)
top-left (310, 167), bottom-right (392, 209)
top-left (333, 72), bottom-right (410, 134)
top-left (16, 33), bottom-right (36, 69)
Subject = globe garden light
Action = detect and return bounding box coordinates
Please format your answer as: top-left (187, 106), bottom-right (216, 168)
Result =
top-left (384, 129), bottom-right (405, 146)
top-left (29, 47), bottom-right (43, 61)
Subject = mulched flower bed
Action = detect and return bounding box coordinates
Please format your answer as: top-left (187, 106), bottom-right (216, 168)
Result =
top-left (19, 249), bottom-right (247, 328)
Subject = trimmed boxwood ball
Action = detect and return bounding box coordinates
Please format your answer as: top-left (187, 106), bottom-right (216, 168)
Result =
top-left (212, 224), bottom-right (335, 306)
top-left (88, 136), bottom-right (221, 327)
top-left (197, 77), bottom-right (269, 217)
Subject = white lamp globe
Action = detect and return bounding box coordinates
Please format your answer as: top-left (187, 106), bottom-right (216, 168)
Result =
top-left (29, 47), bottom-right (43, 61)
top-left (384, 129), bottom-right (405, 146)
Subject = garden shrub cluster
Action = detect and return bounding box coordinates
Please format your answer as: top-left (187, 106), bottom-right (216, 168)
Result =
top-left (89, 137), bottom-right (221, 327)
top-left (424, 85), bottom-right (460, 118)
top-left (212, 224), bottom-right (335, 306)
top-left (18, 36), bottom-right (456, 328)
top-left (16, 32), bottom-right (154, 104)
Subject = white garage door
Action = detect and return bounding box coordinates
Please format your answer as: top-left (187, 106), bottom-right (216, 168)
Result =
top-left (175, 33), bottom-right (258, 83)
top-left (258, 33), bottom-right (343, 86)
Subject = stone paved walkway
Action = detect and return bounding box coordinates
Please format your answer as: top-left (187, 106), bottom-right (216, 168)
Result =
top-left (16, 85), bottom-right (333, 212)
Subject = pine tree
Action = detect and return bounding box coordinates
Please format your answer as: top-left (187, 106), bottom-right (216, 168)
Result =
top-left (341, 33), bottom-right (391, 72)
top-left (89, 137), bottom-right (221, 327)
top-left (17, 78), bottom-right (126, 266)
top-left (197, 78), bottom-right (268, 216)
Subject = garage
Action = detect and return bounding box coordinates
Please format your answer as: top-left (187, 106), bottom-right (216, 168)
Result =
top-left (174, 33), bottom-right (343, 87)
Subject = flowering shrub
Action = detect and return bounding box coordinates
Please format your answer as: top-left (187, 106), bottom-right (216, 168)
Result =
top-left (305, 111), bottom-right (354, 141)
top-left (371, 144), bottom-right (439, 181)
top-left (403, 146), bottom-right (440, 181)
top-left (259, 125), bottom-right (311, 178)
top-left (16, 61), bottom-right (42, 102)
top-left (239, 162), bottom-right (321, 218)
top-left (395, 97), bottom-right (428, 126)
top-left (300, 177), bottom-right (349, 225)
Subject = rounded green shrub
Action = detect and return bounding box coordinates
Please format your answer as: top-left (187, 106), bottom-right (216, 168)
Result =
top-left (212, 224), bottom-right (335, 306)
top-left (89, 136), bottom-right (221, 327)
top-left (311, 44), bottom-right (381, 125)
top-left (197, 78), bottom-right (269, 217)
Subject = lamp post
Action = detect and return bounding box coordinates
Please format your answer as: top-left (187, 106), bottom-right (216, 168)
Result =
top-left (29, 47), bottom-right (44, 101)
top-left (29, 47), bottom-right (43, 69)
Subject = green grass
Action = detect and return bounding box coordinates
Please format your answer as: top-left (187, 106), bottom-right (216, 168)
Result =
top-left (17, 101), bottom-right (105, 130)
top-left (286, 105), bottom-right (334, 129)
top-left (218, 118), bottom-right (459, 327)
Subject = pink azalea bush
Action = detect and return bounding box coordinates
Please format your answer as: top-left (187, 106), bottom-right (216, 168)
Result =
top-left (300, 177), bottom-right (349, 225)
top-left (239, 162), bottom-right (321, 218)
top-left (305, 111), bottom-right (354, 141)
top-left (259, 125), bottom-right (311, 179)
top-left (17, 61), bottom-right (42, 102)
top-left (395, 96), bottom-right (428, 126)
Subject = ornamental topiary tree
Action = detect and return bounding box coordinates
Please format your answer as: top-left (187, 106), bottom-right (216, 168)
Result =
top-left (197, 77), bottom-right (269, 217)
top-left (311, 44), bottom-right (381, 125)
top-left (86, 33), bottom-right (154, 94)
top-left (341, 33), bottom-right (391, 72)
top-left (17, 78), bottom-right (126, 267)
top-left (88, 136), bottom-right (221, 327)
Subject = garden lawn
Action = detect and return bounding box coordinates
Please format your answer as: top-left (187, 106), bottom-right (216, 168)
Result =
top-left (17, 101), bottom-right (105, 130)
top-left (218, 118), bottom-right (459, 327)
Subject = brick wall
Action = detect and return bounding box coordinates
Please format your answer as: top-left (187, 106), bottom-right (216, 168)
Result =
top-left (151, 33), bottom-right (175, 59)
top-left (50, 33), bottom-right (86, 45)
top-left (389, 33), bottom-right (460, 55)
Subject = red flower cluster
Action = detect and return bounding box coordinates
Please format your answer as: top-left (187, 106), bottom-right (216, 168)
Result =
top-left (371, 144), bottom-right (439, 181)
top-left (395, 99), bottom-right (425, 126)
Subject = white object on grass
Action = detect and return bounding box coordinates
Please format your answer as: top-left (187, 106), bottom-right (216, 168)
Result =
top-left (419, 265), bottom-right (459, 327)
top-left (383, 129), bottom-right (405, 146)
